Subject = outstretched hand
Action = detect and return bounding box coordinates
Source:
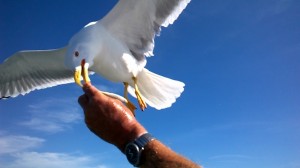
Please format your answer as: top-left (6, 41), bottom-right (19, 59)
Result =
top-left (78, 83), bottom-right (147, 151)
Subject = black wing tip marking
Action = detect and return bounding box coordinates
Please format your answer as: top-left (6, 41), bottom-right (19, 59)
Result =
top-left (0, 96), bottom-right (11, 100)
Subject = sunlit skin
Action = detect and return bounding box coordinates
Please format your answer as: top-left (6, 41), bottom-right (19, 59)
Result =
top-left (78, 83), bottom-right (202, 168)
top-left (78, 83), bottom-right (147, 151)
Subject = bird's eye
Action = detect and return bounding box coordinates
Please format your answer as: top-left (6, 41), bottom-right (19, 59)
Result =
top-left (74, 51), bottom-right (79, 57)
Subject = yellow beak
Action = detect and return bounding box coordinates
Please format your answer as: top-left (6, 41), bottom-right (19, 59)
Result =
top-left (74, 59), bottom-right (91, 87)
top-left (74, 66), bottom-right (83, 87)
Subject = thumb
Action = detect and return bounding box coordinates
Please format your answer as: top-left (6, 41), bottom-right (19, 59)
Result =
top-left (82, 83), bottom-right (107, 101)
top-left (82, 83), bottom-right (99, 97)
top-left (78, 94), bottom-right (89, 108)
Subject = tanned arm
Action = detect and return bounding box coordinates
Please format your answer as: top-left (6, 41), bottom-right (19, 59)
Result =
top-left (141, 140), bottom-right (201, 168)
top-left (78, 83), bottom-right (201, 168)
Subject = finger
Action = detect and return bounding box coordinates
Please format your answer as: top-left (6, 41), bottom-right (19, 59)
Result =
top-left (78, 94), bottom-right (89, 108)
top-left (82, 83), bottom-right (98, 97)
top-left (83, 83), bottom-right (107, 100)
top-left (82, 83), bottom-right (101, 96)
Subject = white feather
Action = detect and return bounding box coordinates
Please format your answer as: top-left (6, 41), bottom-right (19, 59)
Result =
top-left (99, 0), bottom-right (190, 109)
top-left (0, 48), bottom-right (74, 98)
top-left (101, 0), bottom-right (191, 59)
top-left (128, 69), bottom-right (185, 110)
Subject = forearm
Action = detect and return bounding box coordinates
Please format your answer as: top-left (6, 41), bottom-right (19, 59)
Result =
top-left (140, 140), bottom-right (201, 168)
top-left (79, 84), bottom-right (201, 168)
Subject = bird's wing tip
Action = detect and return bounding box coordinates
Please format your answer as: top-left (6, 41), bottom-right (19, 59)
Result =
top-left (0, 96), bottom-right (11, 100)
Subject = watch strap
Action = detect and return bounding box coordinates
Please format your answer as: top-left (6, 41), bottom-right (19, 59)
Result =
top-left (135, 133), bottom-right (155, 149)
top-left (125, 133), bottom-right (155, 167)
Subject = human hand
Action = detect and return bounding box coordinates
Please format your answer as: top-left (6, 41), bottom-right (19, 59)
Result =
top-left (78, 83), bottom-right (147, 151)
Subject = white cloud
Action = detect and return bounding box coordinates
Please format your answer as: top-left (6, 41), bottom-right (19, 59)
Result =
top-left (20, 98), bottom-right (82, 133)
top-left (0, 133), bottom-right (111, 168)
top-left (1, 152), bottom-right (109, 168)
top-left (20, 118), bottom-right (68, 133)
top-left (0, 130), bottom-right (6, 136)
top-left (0, 135), bottom-right (44, 155)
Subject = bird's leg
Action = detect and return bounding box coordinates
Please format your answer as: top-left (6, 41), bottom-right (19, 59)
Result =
top-left (123, 82), bottom-right (137, 115)
top-left (132, 77), bottom-right (147, 111)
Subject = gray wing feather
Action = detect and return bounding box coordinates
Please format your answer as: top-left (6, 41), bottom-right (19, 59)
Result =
top-left (100, 0), bottom-right (191, 60)
top-left (0, 47), bottom-right (74, 98)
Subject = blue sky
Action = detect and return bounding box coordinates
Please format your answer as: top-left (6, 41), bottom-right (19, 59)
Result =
top-left (0, 0), bottom-right (300, 168)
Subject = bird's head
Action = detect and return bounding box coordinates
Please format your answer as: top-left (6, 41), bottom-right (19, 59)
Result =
top-left (65, 36), bottom-right (96, 86)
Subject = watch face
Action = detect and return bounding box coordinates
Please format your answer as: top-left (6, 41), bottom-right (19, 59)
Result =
top-left (125, 143), bottom-right (140, 165)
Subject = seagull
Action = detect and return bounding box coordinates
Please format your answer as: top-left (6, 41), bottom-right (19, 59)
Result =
top-left (0, 0), bottom-right (190, 112)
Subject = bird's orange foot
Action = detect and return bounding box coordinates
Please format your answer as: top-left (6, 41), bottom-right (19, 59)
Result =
top-left (126, 101), bottom-right (137, 116)
top-left (136, 90), bottom-right (147, 111)
top-left (132, 77), bottom-right (147, 111)
top-left (123, 82), bottom-right (137, 115)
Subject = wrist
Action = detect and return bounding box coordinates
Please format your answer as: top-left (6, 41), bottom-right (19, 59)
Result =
top-left (124, 133), bottom-right (155, 167)
top-left (115, 121), bottom-right (147, 151)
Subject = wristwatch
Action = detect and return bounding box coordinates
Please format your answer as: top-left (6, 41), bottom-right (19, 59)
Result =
top-left (124, 133), bottom-right (155, 167)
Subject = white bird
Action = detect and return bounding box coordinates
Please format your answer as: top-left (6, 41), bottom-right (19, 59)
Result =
top-left (0, 0), bottom-right (190, 112)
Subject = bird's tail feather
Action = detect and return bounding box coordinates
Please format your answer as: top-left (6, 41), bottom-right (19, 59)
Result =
top-left (128, 68), bottom-right (184, 110)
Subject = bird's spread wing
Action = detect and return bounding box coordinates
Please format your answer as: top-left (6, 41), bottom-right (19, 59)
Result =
top-left (0, 47), bottom-right (74, 98)
top-left (100, 0), bottom-right (191, 60)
